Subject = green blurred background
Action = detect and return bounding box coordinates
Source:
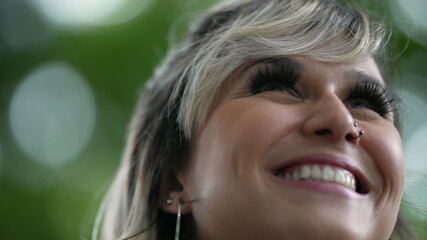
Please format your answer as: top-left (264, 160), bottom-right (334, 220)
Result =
top-left (0, 0), bottom-right (426, 239)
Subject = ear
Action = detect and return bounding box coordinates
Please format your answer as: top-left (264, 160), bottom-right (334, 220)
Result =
top-left (159, 191), bottom-right (192, 215)
top-left (158, 169), bottom-right (192, 215)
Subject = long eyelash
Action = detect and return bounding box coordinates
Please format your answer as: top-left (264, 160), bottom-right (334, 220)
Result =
top-left (348, 81), bottom-right (396, 116)
top-left (247, 64), bottom-right (301, 94)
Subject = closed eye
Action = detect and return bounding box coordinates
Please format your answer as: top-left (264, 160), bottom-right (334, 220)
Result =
top-left (246, 59), bottom-right (303, 98)
top-left (345, 81), bottom-right (396, 118)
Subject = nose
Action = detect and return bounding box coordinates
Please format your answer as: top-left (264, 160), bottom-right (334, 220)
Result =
top-left (302, 95), bottom-right (361, 145)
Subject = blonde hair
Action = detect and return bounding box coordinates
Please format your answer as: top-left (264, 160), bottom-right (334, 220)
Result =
top-left (92, 0), bottom-right (414, 239)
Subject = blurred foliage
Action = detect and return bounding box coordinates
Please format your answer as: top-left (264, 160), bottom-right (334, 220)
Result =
top-left (0, 0), bottom-right (426, 239)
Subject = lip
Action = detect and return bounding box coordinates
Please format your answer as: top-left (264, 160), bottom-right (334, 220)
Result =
top-left (270, 153), bottom-right (370, 195)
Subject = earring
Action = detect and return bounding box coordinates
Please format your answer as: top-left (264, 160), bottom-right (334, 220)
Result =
top-left (174, 198), bottom-right (184, 240)
top-left (166, 199), bottom-right (173, 205)
top-left (353, 122), bottom-right (358, 127)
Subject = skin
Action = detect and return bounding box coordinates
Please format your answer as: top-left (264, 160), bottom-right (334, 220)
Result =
top-left (164, 56), bottom-right (405, 240)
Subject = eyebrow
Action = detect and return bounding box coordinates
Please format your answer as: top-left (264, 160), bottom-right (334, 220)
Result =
top-left (345, 70), bottom-right (386, 87)
top-left (240, 57), bottom-right (304, 75)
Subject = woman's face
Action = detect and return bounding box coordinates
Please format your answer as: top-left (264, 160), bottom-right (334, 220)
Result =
top-left (180, 56), bottom-right (405, 240)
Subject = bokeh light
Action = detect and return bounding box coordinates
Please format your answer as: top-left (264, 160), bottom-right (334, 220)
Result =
top-left (28, 0), bottom-right (154, 29)
top-left (401, 86), bottom-right (427, 220)
top-left (400, 86), bottom-right (427, 181)
top-left (390, 0), bottom-right (427, 47)
top-left (59, 92), bottom-right (128, 193)
top-left (399, 85), bottom-right (427, 141)
top-left (405, 122), bottom-right (427, 220)
top-left (404, 181), bottom-right (427, 222)
top-left (0, 0), bottom-right (50, 50)
top-left (405, 119), bottom-right (427, 183)
top-left (9, 62), bottom-right (96, 169)
top-left (395, 0), bottom-right (427, 31)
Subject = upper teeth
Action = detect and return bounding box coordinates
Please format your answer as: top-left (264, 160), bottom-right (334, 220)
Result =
top-left (276, 164), bottom-right (356, 191)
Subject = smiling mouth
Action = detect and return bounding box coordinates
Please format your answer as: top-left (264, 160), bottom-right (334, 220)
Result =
top-left (273, 163), bottom-right (369, 194)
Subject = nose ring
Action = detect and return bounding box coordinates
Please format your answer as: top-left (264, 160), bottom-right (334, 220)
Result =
top-left (348, 122), bottom-right (364, 140)
top-left (353, 130), bottom-right (364, 139)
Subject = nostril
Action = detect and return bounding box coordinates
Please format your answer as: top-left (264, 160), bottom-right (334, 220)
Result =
top-left (315, 129), bottom-right (332, 136)
top-left (345, 132), bottom-right (356, 141)
top-left (346, 130), bottom-right (364, 142)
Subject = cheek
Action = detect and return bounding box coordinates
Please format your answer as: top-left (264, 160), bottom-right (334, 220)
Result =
top-left (195, 99), bottom-right (299, 165)
top-left (183, 99), bottom-right (301, 237)
top-left (186, 99), bottom-right (291, 192)
top-left (364, 122), bottom-right (405, 201)
top-left (361, 123), bottom-right (404, 239)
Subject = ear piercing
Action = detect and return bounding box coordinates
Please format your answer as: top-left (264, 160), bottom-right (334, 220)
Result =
top-left (175, 198), bottom-right (184, 240)
top-left (165, 198), bottom-right (184, 240)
